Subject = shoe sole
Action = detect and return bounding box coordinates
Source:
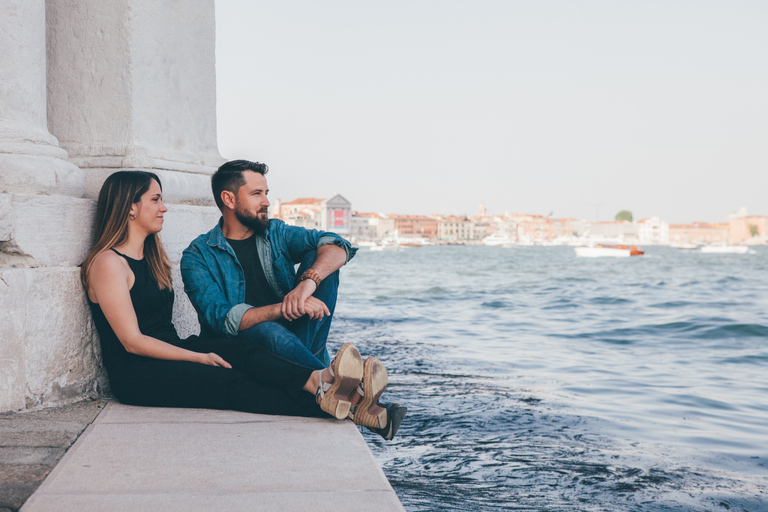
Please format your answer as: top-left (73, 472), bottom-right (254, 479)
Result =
top-left (354, 357), bottom-right (388, 429)
top-left (320, 343), bottom-right (363, 419)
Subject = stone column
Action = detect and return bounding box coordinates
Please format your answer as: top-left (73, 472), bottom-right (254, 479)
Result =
top-left (0, 0), bottom-right (98, 412)
top-left (0, 0), bottom-right (83, 197)
top-left (1, 0), bottom-right (227, 413)
top-left (45, 0), bottom-right (225, 343)
top-left (46, 0), bottom-right (224, 205)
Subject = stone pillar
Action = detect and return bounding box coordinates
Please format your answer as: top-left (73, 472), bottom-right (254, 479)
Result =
top-left (0, 0), bottom-right (83, 197)
top-left (0, 0), bottom-right (99, 412)
top-left (1, 0), bottom-right (226, 413)
top-left (45, 0), bottom-right (225, 343)
top-left (46, 0), bottom-right (224, 205)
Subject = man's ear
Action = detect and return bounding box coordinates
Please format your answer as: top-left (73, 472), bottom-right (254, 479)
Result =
top-left (221, 190), bottom-right (236, 210)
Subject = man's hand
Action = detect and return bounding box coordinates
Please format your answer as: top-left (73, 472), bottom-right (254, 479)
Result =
top-left (302, 296), bottom-right (330, 321)
top-left (282, 279), bottom-right (329, 321)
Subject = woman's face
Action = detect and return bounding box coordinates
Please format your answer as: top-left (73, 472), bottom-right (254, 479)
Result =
top-left (131, 179), bottom-right (167, 234)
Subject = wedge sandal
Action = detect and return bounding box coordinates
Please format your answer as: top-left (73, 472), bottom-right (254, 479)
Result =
top-left (353, 357), bottom-right (389, 429)
top-left (316, 343), bottom-right (363, 419)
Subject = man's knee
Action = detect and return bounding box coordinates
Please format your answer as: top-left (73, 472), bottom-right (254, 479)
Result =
top-left (237, 321), bottom-right (291, 345)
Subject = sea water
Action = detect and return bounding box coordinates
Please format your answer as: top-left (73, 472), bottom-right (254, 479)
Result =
top-left (332, 245), bottom-right (768, 512)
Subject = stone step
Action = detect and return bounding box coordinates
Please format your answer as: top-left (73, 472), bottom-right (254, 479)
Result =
top-left (20, 402), bottom-right (404, 512)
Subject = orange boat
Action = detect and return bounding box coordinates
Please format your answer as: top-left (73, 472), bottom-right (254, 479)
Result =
top-left (602, 244), bottom-right (645, 256)
top-left (574, 244), bottom-right (644, 257)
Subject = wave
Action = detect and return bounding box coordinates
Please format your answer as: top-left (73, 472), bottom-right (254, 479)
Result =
top-left (556, 320), bottom-right (768, 343)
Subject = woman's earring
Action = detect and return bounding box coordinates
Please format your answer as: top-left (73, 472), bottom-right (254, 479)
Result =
top-left (129, 214), bottom-right (136, 221)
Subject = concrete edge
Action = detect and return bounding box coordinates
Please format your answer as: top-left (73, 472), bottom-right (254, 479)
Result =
top-left (21, 402), bottom-right (405, 512)
top-left (19, 401), bottom-right (116, 503)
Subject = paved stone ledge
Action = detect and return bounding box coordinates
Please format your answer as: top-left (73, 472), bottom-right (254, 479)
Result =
top-left (0, 399), bottom-right (107, 512)
top-left (18, 402), bottom-right (404, 512)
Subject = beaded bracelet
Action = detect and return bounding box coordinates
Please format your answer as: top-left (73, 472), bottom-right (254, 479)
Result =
top-left (300, 268), bottom-right (322, 287)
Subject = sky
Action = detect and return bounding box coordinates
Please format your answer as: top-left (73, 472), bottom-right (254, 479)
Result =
top-left (214, 1), bottom-right (767, 224)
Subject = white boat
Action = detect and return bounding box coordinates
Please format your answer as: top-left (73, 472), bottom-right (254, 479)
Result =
top-left (482, 234), bottom-right (514, 247)
top-left (574, 244), bottom-right (644, 258)
top-left (700, 245), bottom-right (749, 254)
top-left (369, 241), bottom-right (401, 252)
top-left (670, 243), bottom-right (698, 250)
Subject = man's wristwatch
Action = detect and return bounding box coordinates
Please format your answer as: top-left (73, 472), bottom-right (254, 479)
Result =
top-left (300, 268), bottom-right (322, 287)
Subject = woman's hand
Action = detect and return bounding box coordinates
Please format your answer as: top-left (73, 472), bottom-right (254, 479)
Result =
top-left (197, 352), bottom-right (232, 369)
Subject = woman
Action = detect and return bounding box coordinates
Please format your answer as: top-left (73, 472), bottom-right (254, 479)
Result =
top-left (81, 171), bottom-right (405, 439)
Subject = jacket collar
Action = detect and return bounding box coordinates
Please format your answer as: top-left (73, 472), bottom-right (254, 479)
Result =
top-left (206, 217), bottom-right (271, 249)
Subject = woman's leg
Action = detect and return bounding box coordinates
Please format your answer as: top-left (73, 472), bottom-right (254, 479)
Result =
top-left (110, 351), bottom-right (326, 418)
top-left (180, 336), bottom-right (321, 391)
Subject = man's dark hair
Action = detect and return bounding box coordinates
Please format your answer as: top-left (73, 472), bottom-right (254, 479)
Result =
top-left (211, 160), bottom-right (269, 210)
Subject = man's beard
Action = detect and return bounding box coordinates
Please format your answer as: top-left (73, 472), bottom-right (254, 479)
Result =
top-left (235, 205), bottom-right (269, 235)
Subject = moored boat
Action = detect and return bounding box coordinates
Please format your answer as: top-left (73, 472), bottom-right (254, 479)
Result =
top-left (700, 245), bottom-right (749, 254)
top-left (574, 244), bottom-right (644, 258)
top-left (482, 234), bottom-right (514, 247)
top-left (670, 242), bottom-right (698, 250)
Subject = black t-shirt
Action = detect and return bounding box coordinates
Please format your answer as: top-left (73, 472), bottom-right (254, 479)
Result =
top-left (226, 234), bottom-right (281, 308)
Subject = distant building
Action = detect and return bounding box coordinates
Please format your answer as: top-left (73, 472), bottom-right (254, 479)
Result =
top-left (586, 220), bottom-right (639, 241)
top-left (277, 195), bottom-right (352, 235)
top-left (349, 212), bottom-right (396, 241)
top-left (487, 216), bottom-right (518, 240)
top-left (393, 215), bottom-right (438, 240)
top-left (479, 214), bottom-right (577, 243)
top-left (668, 222), bottom-right (729, 245)
top-left (551, 218), bottom-right (578, 240)
top-left (728, 208), bottom-right (768, 244)
top-left (323, 194), bottom-right (352, 235)
top-left (437, 216), bottom-right (485, 242)
top-left (350, 212), bottom-right (376, 240)
top-left (637, 217), bottom-right (669, 244)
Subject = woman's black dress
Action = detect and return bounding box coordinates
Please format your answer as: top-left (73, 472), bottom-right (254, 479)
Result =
top-left (88, 249), bottom-right (324, 417)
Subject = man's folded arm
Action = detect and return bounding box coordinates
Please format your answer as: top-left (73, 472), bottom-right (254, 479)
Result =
top-left (280, 222), bottom-right (357, 265)
top-left (236, 303), bottom-right (283, 332)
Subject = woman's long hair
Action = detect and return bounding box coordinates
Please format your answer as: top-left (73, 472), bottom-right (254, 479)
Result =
top-left (81, 171), bottom-right (173, 291)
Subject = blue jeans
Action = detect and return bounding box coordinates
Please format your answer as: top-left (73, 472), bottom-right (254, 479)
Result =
top-left (235, 252), bottom-right (336, 370)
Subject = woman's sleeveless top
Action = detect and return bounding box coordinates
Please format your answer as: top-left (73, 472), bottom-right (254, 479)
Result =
top-left (88, 249), bottom-right (179, 372)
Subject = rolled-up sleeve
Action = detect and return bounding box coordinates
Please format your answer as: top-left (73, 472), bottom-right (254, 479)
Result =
top-left (224, 303), bottom-right (253, 337)
top-left (318, 234), bottom-right (357, 263)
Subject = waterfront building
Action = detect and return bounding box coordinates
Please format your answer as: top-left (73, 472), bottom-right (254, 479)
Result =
top-left (393, 215), bottom-right (438, 240)
top-left (278, 195), bottom-right (352, 235)
top-left (349, 212), bottom-right (397, 241)
top-left (552, 218), bottom-right (578, 240)
top-left (668, 222), bottom-right (729, 245)
top-left (350, 212), bottom-right (378, 240)
top-left (637, 217), bottom-right (670, 244)
top-left (437, 216), bottom-right (485, 243)
top-left (728, 208), bottom-right (768, 244)
top-left (585, 220), bottom-right (639, 242)
top-left (487, 216), bottom-right (519, 241)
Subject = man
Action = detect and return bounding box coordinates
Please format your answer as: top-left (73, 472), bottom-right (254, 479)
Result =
top-left (181, 160), bottom-right (352, 370)
top-left (181, 160), bottom-right (406, 439)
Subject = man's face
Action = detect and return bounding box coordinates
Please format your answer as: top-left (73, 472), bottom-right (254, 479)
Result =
top-left (233, 171), bottom-right (270, 234)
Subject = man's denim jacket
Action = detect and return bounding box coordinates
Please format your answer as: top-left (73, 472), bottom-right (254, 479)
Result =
top-left (180, 218), bottom-right (356, 338)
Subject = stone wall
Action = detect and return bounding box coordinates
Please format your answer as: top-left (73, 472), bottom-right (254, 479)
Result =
top-left (0, 0), bottom-right (224, 412)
